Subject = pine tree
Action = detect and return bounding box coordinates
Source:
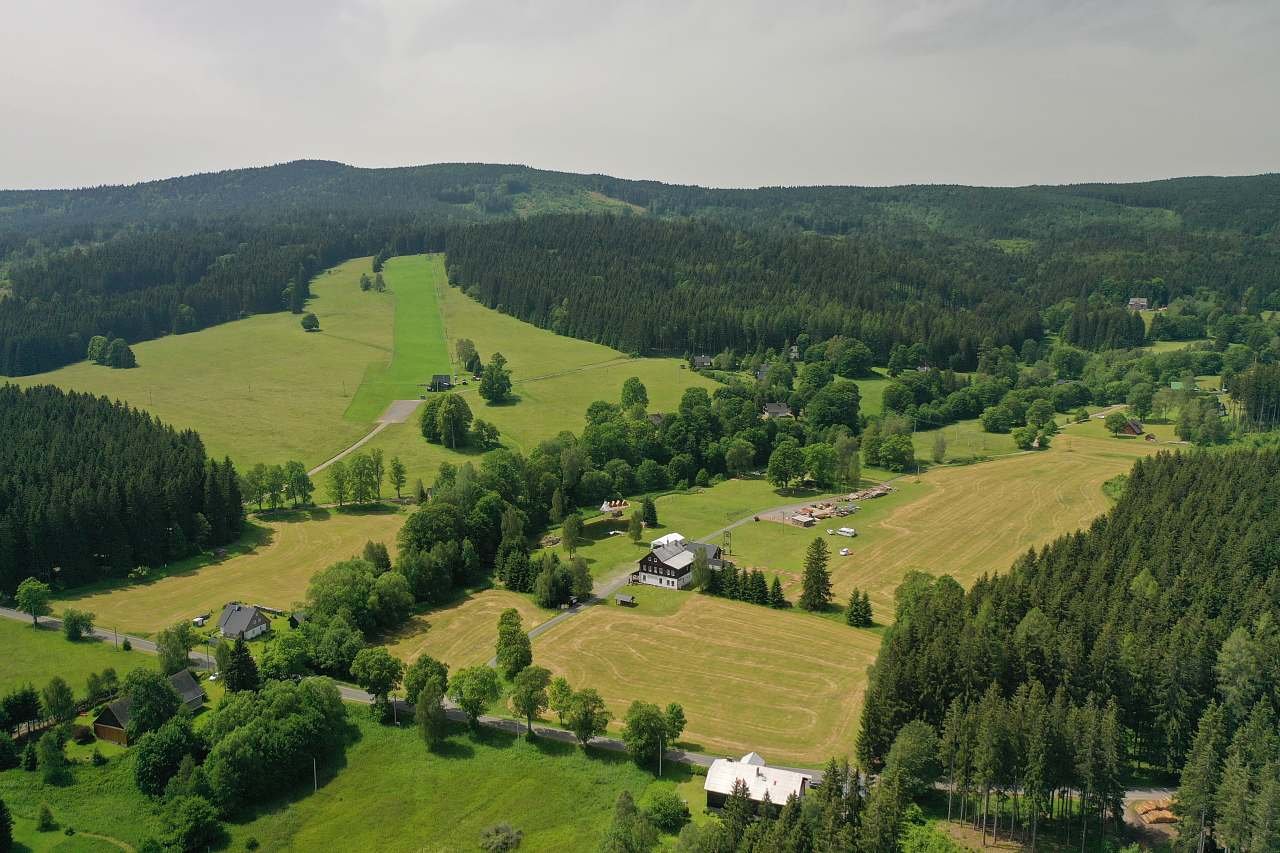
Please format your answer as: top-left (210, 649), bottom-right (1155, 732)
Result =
top-left (769, 576), bottom-right (787, 608)
top-left (749, 570), bottom-right (768, 604)
top-left (859, 591), bottom-right (872, 626)
top-left (845, 589), bottom-right (861, 626)
top-left (1175, 701), bottom-right (1225, 845)
top-left (799, 537), bottom-right (831, 612)
top-left (1214, 749), bottom-right (1252, 852)
top-left (224, 637), bottom-right (260, 692)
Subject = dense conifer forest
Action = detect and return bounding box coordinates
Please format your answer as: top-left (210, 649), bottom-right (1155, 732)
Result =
top-left (0, 384), bottom-right (243, 592)
top-left (1, 161), bottom-right (1277, 375)
top-left (856, 447), bottom-right (1280, 790)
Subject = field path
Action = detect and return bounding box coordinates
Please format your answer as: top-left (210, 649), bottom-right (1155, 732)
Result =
top-left (308, 421), bottom-right (392, 476)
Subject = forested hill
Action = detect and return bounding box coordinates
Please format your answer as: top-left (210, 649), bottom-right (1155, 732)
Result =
top-left (442, 214), bottom-right (1041, 365)
top-left (2, 161), bottom-right (1278, 376)
top-left (855, 447), bottom-right (1280, 836)
top-left (4, 160), bottom-right (1278, 240)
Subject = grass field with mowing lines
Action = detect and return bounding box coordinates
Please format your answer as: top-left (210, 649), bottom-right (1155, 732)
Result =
top-left (384, 589), bottom-right (552, 670)
top-left (54, 507), bottom-right (406, 636)
top-left (533, 594), bottom-right (880, 765)
top-left (0, 618), bottom-right (154, 696)
top-left (344, 254), bottom-right (451, 422)
top-left (225, 713), bottom-right (688, 852)
top-left (15, 258), bottom-right (393, 469)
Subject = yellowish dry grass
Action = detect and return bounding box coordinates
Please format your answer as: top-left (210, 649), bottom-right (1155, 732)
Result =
top-left (533, 595), bottom-right (880, 766)
top-left (384, 589), bottom-right (552, 671)
top-left (54, 508), bottom-right (406, 635)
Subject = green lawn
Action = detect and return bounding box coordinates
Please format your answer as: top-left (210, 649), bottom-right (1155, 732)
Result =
top-left (854, 369), bottom-right (890, 416)
top-left (225, 713), bottom-right (691, 852)
top-left (344, 254), bottom-right (451, 422)
top-left (15, 258), bottom-right (394, 469)
top-left (542, 477), bottom-right (850, 580)
top-left (0, 743), bottom-right (166, 851)
top-left (0, 618), bottom-right (154, 697)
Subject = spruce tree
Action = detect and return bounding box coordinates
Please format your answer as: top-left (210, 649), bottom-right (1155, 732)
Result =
top-left (799, 537), bottom-right (832, 611)
top-left (769, 576), bottom-right (786, 608)
top-left (1174, 701), bottom-right (1225, 845)
top-left (1214, 749), bottom-right (1252, 851)
top-left (846, 589), bottom-right (860, 626)
top-left (0, 795), bottom-right (11, 850)
top-left (224, 637), bottom-right (260, 692)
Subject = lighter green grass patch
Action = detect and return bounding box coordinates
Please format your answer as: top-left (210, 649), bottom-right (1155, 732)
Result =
top-left (0, 618), bottom-right (154, 696)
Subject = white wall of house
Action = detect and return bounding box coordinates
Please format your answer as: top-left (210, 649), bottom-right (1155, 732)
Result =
top-left (634, 570), bottom-right (692, 590)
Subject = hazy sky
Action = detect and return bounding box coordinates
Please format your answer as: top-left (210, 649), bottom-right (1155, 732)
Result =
top-left (3, 0), bottom-right (1278, 190)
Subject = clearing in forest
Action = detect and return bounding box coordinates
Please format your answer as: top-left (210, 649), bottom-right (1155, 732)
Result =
top-left (52, 507), bottom-right (405, 636)
top-left (14, 257), bottom-right (395, 469)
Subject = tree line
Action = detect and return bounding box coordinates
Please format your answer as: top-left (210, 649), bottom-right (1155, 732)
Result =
top-left (855, 447), bottom-right (1280, 849)
top-left (0, 384), bottom-right (243, 593)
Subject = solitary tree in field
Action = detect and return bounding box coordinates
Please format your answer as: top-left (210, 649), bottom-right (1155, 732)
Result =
top-left (495, 609), bottom-right (533, 680)
top-left (437, 394), bottom-right (473, 449)
top-left (799, 537), bottom-right (832, 612)
top-left (641, 497), bottom-right (658, 527)
top-left (628, 511), bottom-right (643, 543)
top-left (548, 676), bottom-right (572, 724)
top-left (61, 609), bottom-right (94, 641)
top-left (15, 578), bottom-right (51, 626)
top-left (510, 665), bottom-right (551, 735)
top-left (300, 313), bottom-right (319, 331)
top-left (620, 376), bottom-right (649, 409)
top-left (388, 456), bottom-right (407, 499)
top-left (479, 352), bottom-right (513, 404)
top-left (1104, 410), bottom-right (1131, 436)
top-left (931, 431), bottom-right (947, 464)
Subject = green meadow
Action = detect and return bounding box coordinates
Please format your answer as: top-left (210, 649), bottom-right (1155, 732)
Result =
top-left (343, 254), bottom-right (451, 422)
top-left (0, 618), bottom-right (153, 696)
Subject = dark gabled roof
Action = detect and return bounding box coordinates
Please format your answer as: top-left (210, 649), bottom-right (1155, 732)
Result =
top-left (692, 355), bottom-right (713, 368)
top-left (218, 603), bottom-right (269, 636)
top-left (762, 402), bottom-right (792, 417)
top-left (431, 373), bottom-right (451, 383)
top-left (168, 669), bottom-right (205, 707)
top-left (96, 697), bottom-right (131, 730)
top-left (646, 412), bottom-right (666, 427)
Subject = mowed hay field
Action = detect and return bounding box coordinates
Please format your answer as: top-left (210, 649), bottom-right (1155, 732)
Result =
top-left (0, 618), bottom-right (155, 695)
top-left (534, 595), bottom-right (881, 765)
top-left (15, 258), bottom-right (395, 469)
top-left (823, 418), bottom-right (1176, 619)
top-left (54, 508), bottom-right (406, 635)
top-left (384, 589), bottom-right (551, 670)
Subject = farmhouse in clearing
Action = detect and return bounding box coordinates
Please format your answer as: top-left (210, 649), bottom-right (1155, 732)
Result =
top-left (93, 670), bottom-right (206, 746)
top-left (691, 355), bottom-right (714, 370)
top-left (217, 602), bottom-right (270, 640)
top-left (762, 402), bottom-right (793, 419)
top-left (1127, 297), bottom-right (1150, 310)
top-left (1120, 418), bottom-right (1145, 437)
top-left (428, 373), bottom-right (453, 392)
top-left (704, 752), bottom-right (812, 810)
top-left (633, 533), bottom-right (723, 589)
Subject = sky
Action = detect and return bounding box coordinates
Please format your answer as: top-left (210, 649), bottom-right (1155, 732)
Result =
top-left (3, 0), bottom-right (1278, 190)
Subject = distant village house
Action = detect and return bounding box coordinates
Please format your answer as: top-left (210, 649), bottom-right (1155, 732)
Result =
top-left (1127, 297), bottom-right (1150, 311)
top-left (691, 355), bottom-right (714, 370)
top-left (92, 670), bottom-right (206, 746)
top-left (761, 402), bottom-right (793, 419)
top-left (217, 603), bottom-right (270, 640)
top-left (428, 374), bottom-right (453, 392)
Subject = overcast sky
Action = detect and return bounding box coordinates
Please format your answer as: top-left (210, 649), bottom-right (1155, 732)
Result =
top-left (3, 0), bottom-right (1277, 190)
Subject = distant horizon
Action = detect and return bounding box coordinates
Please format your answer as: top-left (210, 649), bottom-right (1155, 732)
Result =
top-left (3, 156), bottom-right (1277, 195)
top-left (4, 2), bottom-right (1277, 192)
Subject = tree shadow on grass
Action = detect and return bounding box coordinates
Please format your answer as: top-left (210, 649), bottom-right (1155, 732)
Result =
top-left (56, 522), bottom-right (276, 604)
